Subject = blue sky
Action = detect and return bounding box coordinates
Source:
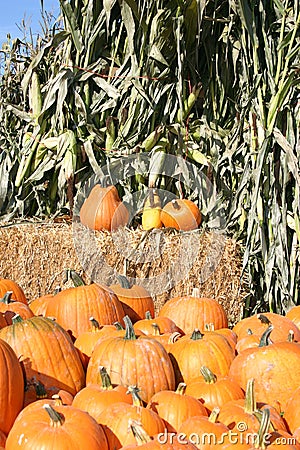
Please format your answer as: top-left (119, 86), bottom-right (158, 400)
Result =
top-left (0, 0), bottom-right (60, 47)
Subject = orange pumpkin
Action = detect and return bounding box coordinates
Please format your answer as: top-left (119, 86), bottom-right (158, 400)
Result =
top-left (80, 184), bottom-right (129, 231)
top-left (158, 288), bottom-right (228, 334)
top-left (161, 199), bottom-right (201, 231)
top-left (110, 276), bottom-right (155, 323)
top-left (5, 403), bottom-right (109, 449)
top-left (185, 366), bottom-right (244, 414)
top-left (0, 338), bottom-right (24, 434)
top-left (0, 315), bottom-right (85, 398)
top-left (0, 279), bottom-right (27, 304)
top-left (147, 382), bottom-right (208, 432)
top-left (0, 292), bottom-right (34, 325)
top-left (86, 316), bottom-right (175, 403)
top-left (134, 311), bottom-right (182, 335)
top-left (283, 386), bottom-right (300, 433)
top-left (229, 326), bottom-right (300, 413)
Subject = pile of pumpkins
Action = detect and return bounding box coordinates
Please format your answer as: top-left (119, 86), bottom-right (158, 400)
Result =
top-left (1, 275), bottom-right (300, 449)
top-left (79, 184), bottom-right (202, 232)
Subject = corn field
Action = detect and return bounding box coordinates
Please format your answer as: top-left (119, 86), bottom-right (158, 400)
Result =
top-left (0, 0), bottom-right (299, 315)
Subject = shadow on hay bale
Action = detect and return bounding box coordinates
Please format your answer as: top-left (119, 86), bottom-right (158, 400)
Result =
top-left (0, 220), bottom-right (247, 326)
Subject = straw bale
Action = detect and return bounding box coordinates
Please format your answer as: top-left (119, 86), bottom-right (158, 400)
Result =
top-left (0, 219), bottom-right (247, 326)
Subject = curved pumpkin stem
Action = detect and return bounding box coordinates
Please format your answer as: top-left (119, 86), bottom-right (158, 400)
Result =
top-left (116, 274), bottom-right (132, 289)
top-left (258, 325), bottom-right (273, 347)
top-left (12, 314), bottom-right (23, 324)
top-left (64, 269), bottom-right (85, 287)
top-left (126, 385), bottom-right (143, 406)
top-left (0, 291), bottom-right (13, 304)
top-left (168, 332), bottom-right (182, 344)
top-left (128, 419), bottom-right (152, 445)
top-left (244, 378), bottom-right (256, 414)
top-left (99, 366), bottom-right (114, 390)
top-left (124, 315), bottom-right (137, 340)
top-left (89, 317), bottom-right (101, 331)
top-left (175, 382), bottom-right (187, 395)
top-left (208, 407), bottom-right (220, 423)
top-left (43, 404), bottom-right (65, 427)
top-left (254, 408), bottom-right (271, 450)
top-left (113, 321), bottom-right (124, 330)
top-left (200, 366), bottom-right (217, 384)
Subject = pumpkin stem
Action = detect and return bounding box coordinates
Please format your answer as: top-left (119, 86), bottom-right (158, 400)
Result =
top-left (257, 314), bottom-right (271, 326)
top-left (244, 378), bottom-right (256, 414)
top-left (172, 199), bottom-right (180, 210)
top-left (145, 311), bottom-right (153, 320)
top-left (124, 315), bottom-right (136, 340)
top-left (64, 269), bottom-right (85, 287)
top-left (12, 313), bottom-right (23, 324)
top-left (247, 328), bottom-right (253, 335)
top-left (192, 287), bottom-right (200, 298)
top-left (190, 329), bottom-right (204, 340)
top-left (126, 385), bottom-right (143, 406)
top-left (113, 321), bottom-right (124, 330)
top-left (168, 332), bottom-right (182, 344)
top-left (208, 407), bottom-right (220, 423)
top-left (51, 394), bottom-right (64, 406)
top-left (287, 330), bottom-right (295, 342)
top-left (200, 366), bottom-right (217, 384)
top-left (99, 366), bottom-right (114, 390)
top-left (205, 323), bottom-right (215, 331)
top-left (151, 323), bottom-right (161, 336)
top-left (33, 380), bottom-right (47, 399)
top-left (258, 325), bottom-right (273, 347)
top-left (116, 274), bottom-right (132, 289)
top-left (0, 291), bottom-right (13, 304)
top-left (89, 316), bottom-right (101, 331)
top-left (128, 419), bottom-right (152, 444)
top-left (175, 382), bottom-right (187, 395)
top-left (53, 286), bottom-right (62, 295)
top-left (254, 408), bottom-right (271, 449)
top-left (43, 404), bottom-right (65, 427)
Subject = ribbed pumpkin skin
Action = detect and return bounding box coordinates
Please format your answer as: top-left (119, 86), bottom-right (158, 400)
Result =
top-left (80, 184), bottom-right (129, 231)
top-left (0, 316), bottom-right (85, 398)
top-left (158, 296), bottom-right (228, 334)
top-left (229, 342), bottom-right (300, 413)
top-left (286, 305), bottom-right (300, 330)
top-left (44, 283), bottom-right (125, 338)
top-left (282, 386), bottom-right (300, 433)
top-left (120, 435), bottom-right (198, 449)
top-left (0, 279), bottom-right (27, 304)
top-left (86, 336), bottom-right (175, 403)
top-left (97, 402), bottom-right (165, 449)
top-left (29, 293), bottom-right (57, 316)
top-left (147, 388), bottom-right (208, 432)
top-left (0, 339), bottom-right (24, 435)
top-left (109, 284), bottom-right (155, 323)
top-left (233, 312), bottom-right (300, 342)
top-left (160, 199), bottom-right (201, 231)
top-left (178, 415), bottom-right (229, 449)
top-left (0, 301), bottom-right (34, 325)
top-left (169, 332), bottom-right (235, 384)
top-left (5, 404), bottom-right (109, 450)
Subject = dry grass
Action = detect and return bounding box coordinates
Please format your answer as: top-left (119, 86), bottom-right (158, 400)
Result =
top-left (0, 219), bottom-right (247, 325)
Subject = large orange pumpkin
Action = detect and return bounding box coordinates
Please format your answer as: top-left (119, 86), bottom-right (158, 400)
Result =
top-left (0, 315), bottom-right (85, 398)
top-left (5, 403), bottom-right (109, 449)
top-left (0, 338), bottom-right (24, 434)
top-left (158, 288), bottom-right (228, 334)
top-left (86, 316), bottom-right (175, 403)
top-left (80, 184), bottom-right (129, 231)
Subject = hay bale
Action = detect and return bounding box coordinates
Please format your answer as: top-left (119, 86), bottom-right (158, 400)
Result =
top-left (0, 220), bottom-right (247, 325)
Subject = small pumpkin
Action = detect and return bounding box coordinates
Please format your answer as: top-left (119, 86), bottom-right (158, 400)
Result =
top-left (0, 279), bottom-right (27, 304)
top-left (160, 199), bottom-right (201, 231)
top-left (80, 184), bottom-right (129, 231)
top-left (142, 189), bottom-right (163, 230)
top-left (0, 292), bottom-right (34, 325)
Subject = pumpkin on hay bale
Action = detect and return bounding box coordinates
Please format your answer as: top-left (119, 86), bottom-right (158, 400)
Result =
top-left (0, 219), bottom-right (247, 326)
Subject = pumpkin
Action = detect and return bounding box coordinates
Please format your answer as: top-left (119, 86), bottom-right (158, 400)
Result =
top-left (86, 316), bottom-right (175, 403)
top-left (5, 403), bottom-right (109, 449)
top-left (134, 311), bottom-right (182, 335)
top-left (44, 277), bottom-right (125, 339)
top-left (158, 288), bottom-right (228, 334)
top-left (0, 279), bottom-right (27, 304)
top-left (0, 291), bottom-right (34, 325)
top-left (233, 313), bottom-right (300, 343)
top-left (178, 407), bottom-right (229, 449)
top-left (0, 338), bottom-right (24, 434)
top-left (169, 329), bottom-right (235, 384)
top-left (96, 386), bottom-right (165, 449)
top-left (142, 189), bottom-right (163, 230)
top-left (110, 275), bottom-right (155, 323)
top-left (185, 366), bottom-right (244, 414)
top-left (0, 315), bottom-right (85, 398)
top-left (161, 199), bottom-right (201, 231)
top-left (80, 184), bottom-right (129, 231)
top-left (147, 382), bottom-right (208, 432)
top-left (286, 306), bottom-right (300, 330)
top-left (229, 325), bottom-right (300, 413)
top-left (28, 287), bottom-right (61, 316)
